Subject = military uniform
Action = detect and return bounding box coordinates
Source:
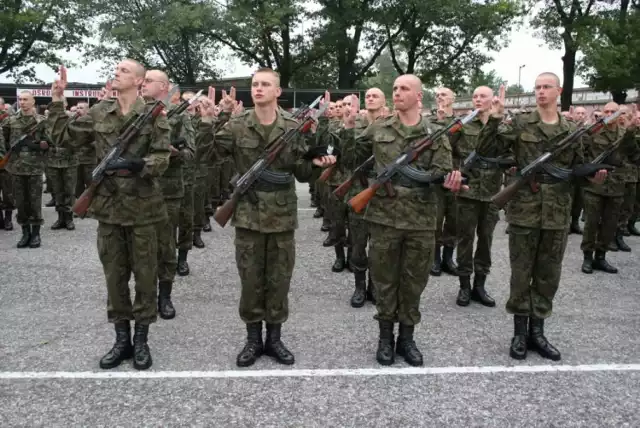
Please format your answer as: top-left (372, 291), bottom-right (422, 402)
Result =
top-left (192, 114), bottom-right (212, 248)
top-left (47, 114), bottom-right (79, 230)
top-left (200, 109), bottom-right (316, 368)
top-left (353, 114), bottom-right (453, 367)
top-left (75, 139), bottom-right (97, 200)
top-left (176, 113), bottom-right (197, 275)
top-left (48, 98), bottom-right (171, 371)
top-left (477, 110), bottom-right (582, 362)
top-left (615, 129), bottom-right (640, 249)
top-left (0, 116), bottom-right (14, 231)
top-left (2, 111), bottom-right (48, 248)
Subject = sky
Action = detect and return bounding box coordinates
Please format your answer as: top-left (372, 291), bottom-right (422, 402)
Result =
top-left (0, 22), bottom-right (586, 91)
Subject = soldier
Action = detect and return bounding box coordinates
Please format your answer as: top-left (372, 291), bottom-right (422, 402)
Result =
top-left (568, 106), bottom-right (586, 234)
top-left (0, 102), bottom-right (14, 231)
top-left (141, 72), bottom-right (195, 320)
top-left (632, 110), bottom-right (640, 236)
top-left (49, 61), bottom-right (171, 370)
top-left (477, 73), bottom-right (607, 362)
top-left (348, 74), bottom-right (463, 366)
top-left (197, 68), bottom-right (336, 367)
top-left (614, 104), bottom-right (639, 248)
top-left (74, 102), bottom-right (96, 207)
top-left (2, 91), bottom-right (48, 248)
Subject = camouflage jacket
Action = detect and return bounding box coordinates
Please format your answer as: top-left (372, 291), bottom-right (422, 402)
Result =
top-left (583, 126), bottom-right (636, 197)
top-left (353, 114), bottom-right (453, 231)
top-left (48, 114), bottom-right (79, 169)
top-left (338, 116), bottom-right (377, 201)
top-left (617, 126), bottom-right (640, 183)
top-left (477, 110), bottom-right (583, 230)
top-left (192, 115), bottom-right (210, 179)
top-left (48, 99), bottom-right (171, 226)
top-left (160, 104), bottom-right (195, 199)
top-left (2, 111), bottom-right (49, 175)
top-left (198, 108), bottom-right (315, 233)
top-left (324, 118), bottom-right (347, 185)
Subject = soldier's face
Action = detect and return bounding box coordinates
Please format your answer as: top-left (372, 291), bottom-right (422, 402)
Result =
top-left (602, 103), bottom-right (619, 120)
top-left (335, 101), bottom-right (343, 116)
top-left (113, 61), bottom-right (143, 91)
top-left (76, 103), bottom-right (89, 116)
top-left (393, 76), bottom-right (421, 112)
top-left (18, 93), bottom-right (34, 111)
top-left (472, 87), bottom-right (492, 111)
top-left (574, 108), bottom-right (587, 123)
top-left (141, 71), bottom-right (168, 99)
top-left (534, 75), bottom-right (561, 107)
top-left (435, 88), bottom-right (453, 107)
top-left (251, 72), bottom-right (281, 105)
top-left (327, 102), bottom-right (336, 118)
top-left (365, 89), bottom-right (385, 111)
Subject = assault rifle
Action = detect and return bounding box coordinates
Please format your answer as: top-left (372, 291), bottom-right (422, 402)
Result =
top-left (347, 109), bottom-right (479, 213)
top-left (213, 98), bottom-right (328, 227)
top-left (0, 121), bottom-right (46, 169)
top-left (491, 110), bottom-right (622, 209)
top-left (72, 86), bottom-right (178, 216)
top-left (167, 89), bottom-right (202, 119)
top-left (332, 155), bottom-right (374, 199)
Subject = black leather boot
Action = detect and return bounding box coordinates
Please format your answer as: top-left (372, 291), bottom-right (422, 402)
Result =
top-left (264, 323), bottom-right (294, 365)
top-left (51, 211), bottom-right (65, 230)
top-left (569, 216), bottom-right (582, 234)
top-left (158, 281), bottom-right (176, 320)
top-left (456, 276), bottom-right (471, 306)
top-left (441, 246), bottom-right (459, 276)
top-left (132, 323), bottom-right (152, 370)
top-left (193, 230), bottom-right (205, 248)
top-left (332, 245), bottom-right (346, 272)
top-left (236, 322), bottom-right (263, 367)
top-left (3, 210), bottom-right (11, 230)
top-left (581, 251), bottom-right (593, 274)
top-left (628, 217), bottom-right (640, 236)
top-left (321, 218), bottom-right (330, 232)
top-left (592, 250), bottom-right (618, 273)
top-left (396, 324), bottom-right (423, 366)
top-left (65, 211), bottom-right (75, 230)
top-left (99, 321), bottom-right (134, 369)
top-left (430, 246), bottom-right (442, 276)
top-left (608, 240), bottom-right (619, 252)
top-left (509, 315), bottom-right (528, 360)
top-left (528, 317), bottom-right (561, 361)
top-left (350, 271), bottom-right (367, 308)
top-left (17, 225), bottom-right (31, 248)
top-left (45, 197), bottom-right (55, 207)
top-left (471, 273), bottom-right (495, 307)
top-left (376, 320), bottom-right (395, 365)
top-left (176, 249), bottom-right (190, 276)
top-left (29, 225), bottom-right (41, 248)
top-left (366, 271), bottom-right (375, 303)
top-left (615, 229), bottom-right (631, 252)
top-left (313, 207), bottom-right (324, 218)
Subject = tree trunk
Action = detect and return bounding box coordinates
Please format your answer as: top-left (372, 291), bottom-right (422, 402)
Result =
top-left (611, 90), bottom-right (627, 104)
top-left (561, 48), bottom-right (576, 111)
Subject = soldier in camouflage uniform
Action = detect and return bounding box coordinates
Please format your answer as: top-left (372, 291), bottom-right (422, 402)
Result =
top-left (632, 110), bottom-right (640, 236)
top-left (74, 102), bottom-right (96, 205)
top-left (2, 91), bottom-right (49, 248)
top-left (614, 104), bottom-right (640, 249)
top-left (312, 101), bottom-right (336, 220)
top-left (49, 61), bottom-right (171, 371)
top-left (580, 102), bottom-right (638, 274)
top-left (0, 106), bottom-right (14, 231)
top-left (198, 68), bottom-right (336, 368)
top-left (350, 75), bottom-right (462, 367)
top-left (142, 73), bottom-right (195, 320)
top-left (477, 74), bottom-right (607, 362)
top-left (319, 101), bottom-right (344, 233)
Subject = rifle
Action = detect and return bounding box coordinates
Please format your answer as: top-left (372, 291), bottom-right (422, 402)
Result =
top-left (333, 155), bottom-right (374, 199)
top-left (72, 86), bottom-right (178, 216)
top-left (347, 109), bottom-right (480, 213)
top-left (213, 99), bottom-right (329, 227)
top-left (167, 89), bottom-right (203, 119)
top-left (491, 110), bottom-right (622, 209)
top-left (0, 121), bottom-right (46, 169)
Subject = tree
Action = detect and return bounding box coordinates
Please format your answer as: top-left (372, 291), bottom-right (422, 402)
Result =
top-left (506, 83), bottom-right (525, 94)
top-left (360, 49), bottom-right (401, 104)
top-left (87, 0), bottom-right (221, 84)
top-left (0, 0), bottom-right (93, 82)
top-left (579, 0), bottom-right (640, 103)
top-left (464, 69), bottom-right (505, 95)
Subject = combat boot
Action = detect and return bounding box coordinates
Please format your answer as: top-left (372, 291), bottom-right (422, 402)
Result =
top-left (607, 240), bottom-right (618, 252)
top-left (321, 218), bottom-right (330, 232)
top-left (581, 251), bottom-right (593, 274)
top-left (376, 320), bottom-right (395, 365)
top-left (396, 324), bottom-right (423, 366)
top-left (0, 212), bottom-right (4, 229)
top-left (528, 317), bottom-right (561, 361)
top-left (350, 271), bottom-right (367, 308)
top-left (177, 249), bottom-right (190, 276)
top-left (431, 246), bottom-right (442, 276)
top-left (441, 246), bottom-right (459, 276)
top-left (29, 225), bottom-right (41, 248)
top-left (615, 229), bottom-right (631, 252)
top-left (509, 315), bottom-right (528, 360)
top-left (471, 273), bottom-right (495, 307)
top-left (50, 211), bottom-right (65, 230)
top-left (366, 271), bottom-right (376, 303)
top-left (99, 321), bottom-right (133, 369)
top-left (132, 323), bottom-right (152, 370)
top-left (628, 217), bottom-right (640, 236)
top-left (456, 276), bottom-right (471, 306)
top-left (313, 207), bottom-right (324, 218)
top-left (16, 225), bottom-right (31, 248)
top-left (193, 230), bottom-right (205, 248)
top-left (331, 246), bottom-right (346, 272)
top-left (236, 322), bottom-right (263, 367)
top-left (3, 211), bottom-right (11, 231)
top-left (569, 216), bottom-right (582, 234)
top-left (65, 212), bottom-right (75, 230)
top-left (592, 250), bottom-right (617, 273)
top-left (264, 323), bottom-right (294, 365)
top-left (158, 281), bottom-right (176, 320)
top-left (45, 197), bottom-right (55, 207)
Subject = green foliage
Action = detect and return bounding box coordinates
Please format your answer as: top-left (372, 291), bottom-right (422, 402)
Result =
top-left (506, 83), bottom-right (525, 94)
top-left (463, 69), bottom-right (506, 95)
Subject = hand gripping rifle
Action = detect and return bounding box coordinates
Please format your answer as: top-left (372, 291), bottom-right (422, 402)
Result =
top-left (213, 99), bottom-right (329, 227)
top-left (491, 110), bottom-right (622, 209)
top-left (0, 121), bottom-right (47, 168)
top-left (347, 109), bottom-right (479, 213)
top-left (72, 87), bottom-right (178, 216)
top-left (167, 89), bottom-right (203, 119)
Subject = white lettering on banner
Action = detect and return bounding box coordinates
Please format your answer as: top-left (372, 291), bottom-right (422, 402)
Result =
top-left (16, 88), bottom-right (130, 99)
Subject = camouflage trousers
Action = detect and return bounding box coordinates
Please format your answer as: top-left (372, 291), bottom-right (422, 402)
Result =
top-left (580, 192), bottom-right (623, 252)
top-left (157, 199), bottom-right (181, 283)
top-left (327, 185), bottom-right (348, 243)
top-left (309, 168), bottom-right (322, 206)
top-left (97, 222), bottom-right (159, 325)
top-left (177, 183), bottom-right (194, 251)
top-left (348, 211), bottom-right (369, 272)
top-left (369, 223), bottom-right (434, 326)
top-left (75, 163), bottom-right (95, 198)
top-left (235, 227), bottom-right (295, 324)
top-left (506, 225), bottom-right (568, 319)
top-left (206, 165), bottom-right (220, 214)
top-left (46, 166), bottom-right (77, 213)
top-left (436, 188), bottom-right (458, 247)
top-left (618, 182), bottom-right (637, 227)
top-left (12, 174), bottom-right (43, 226)
top-left (193, 174), bottom-right (209, 230)
top-left (571, 185), bottom-right (583, 219)
top-left (209, 161), bottom-right (234, 208)
top-left (456, 198), bottom-right (500, 276)
top-left (0, 169), bottom-right (14, 210)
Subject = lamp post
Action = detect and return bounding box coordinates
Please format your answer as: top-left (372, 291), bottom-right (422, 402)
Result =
top-left (517, 64), bottom-right (526, 106)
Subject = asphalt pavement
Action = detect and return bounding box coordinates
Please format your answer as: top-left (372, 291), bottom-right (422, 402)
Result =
top-left (1, 182), bottom-right (639, 427)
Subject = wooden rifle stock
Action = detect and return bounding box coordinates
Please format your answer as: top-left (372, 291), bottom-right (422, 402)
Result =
top-left (213, 190), bottom-right (241, 227)
top-left (333, 179), bottom-right (353, 199)
top-left (0, 154), bottom-right (10, 169)
top-left (72, 182), bottom-right (98, 216)
top-left (491, 177), bottom-right (529, 209)
top-left (318, 165), bottom-right (334, 182)
top-left (349, 185), bottom-right (379, 213)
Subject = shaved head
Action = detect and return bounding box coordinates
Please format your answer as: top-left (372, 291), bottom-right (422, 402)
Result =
top-left (537, 72), bottom-right (561, 87)
top-left (392, 74), bottom-right (423, 113)
top-left (123, 59), bottom-right (146, 78)
top-left (147, 70), bottom-right (169, 84)
top-left (364, 87), bottom-right (386, 112)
